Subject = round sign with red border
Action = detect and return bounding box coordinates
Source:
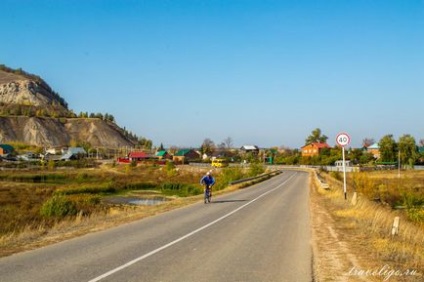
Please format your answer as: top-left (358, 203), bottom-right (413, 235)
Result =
top-left (336, 132), bottom-right (350, 147)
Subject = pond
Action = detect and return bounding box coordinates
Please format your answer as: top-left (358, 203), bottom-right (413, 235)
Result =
top-left (105, 196), bottom-right (168, 206)
top-left (128, 198), bottom-right (167, 206)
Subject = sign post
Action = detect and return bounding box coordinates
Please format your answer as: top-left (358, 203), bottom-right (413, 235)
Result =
top-left (336, 132), bottom-right (350, 200)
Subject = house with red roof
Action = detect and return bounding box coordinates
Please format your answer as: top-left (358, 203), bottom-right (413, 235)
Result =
top-left (301, 142), bottom-right (330, 157)
top-left (128, 151), bottom-right (153, 161)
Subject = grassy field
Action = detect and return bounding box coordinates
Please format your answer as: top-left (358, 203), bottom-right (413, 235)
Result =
top-left (0, 164), bottom-right (201, 234)
top-left (348, 170), bottom-right (424, 222)
top-left (315, 169), bottom-right (424, 280)
top-left (0, 162), bottom-right (270, 256)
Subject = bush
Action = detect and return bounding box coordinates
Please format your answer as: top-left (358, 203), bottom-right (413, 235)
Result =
top-left (406, 208), bottom-right (424, 223)
top-left (165, 161), bottom-right (177, 177)
top-left (40, 195), bottom-right (77, 217)
top-left (248, 162), bottom-right (265, 177)
top-left (215, 167), bottom-right (245, 190)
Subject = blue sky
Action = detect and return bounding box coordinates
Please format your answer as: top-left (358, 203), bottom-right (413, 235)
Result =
top-left (1, 0), bottom-right (423, 148)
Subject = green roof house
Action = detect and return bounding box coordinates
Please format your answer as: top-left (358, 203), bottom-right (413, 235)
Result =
top-left (0, 144), bottom-right (14, 156)
top-left (156, 150), bottom-right (171, 159)
top-left (173, 149), bottom-right (200, 164)
top-left (367, 143), bottom-right (380, 159)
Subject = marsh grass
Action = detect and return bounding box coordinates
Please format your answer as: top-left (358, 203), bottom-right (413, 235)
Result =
top-left (318, 170), bottom-right (424, 273)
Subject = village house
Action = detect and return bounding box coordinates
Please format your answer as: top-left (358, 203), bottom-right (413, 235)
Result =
top-left (128, 151), bottom-right (153, 162)
top-left (0, 144), bottom-right (14, 156)
top-left (173, 149), bottom-right (200, 164)
top-left (240, 145), bottom-right (260, 156)
top-left (301, 142), bottom-right (330, 157)
top-left (155, 150), bottom-right (171, 160)
top-left (60, 147), bottom-right (87, 161)
top-left (367, 143), bottom-right (380, 159)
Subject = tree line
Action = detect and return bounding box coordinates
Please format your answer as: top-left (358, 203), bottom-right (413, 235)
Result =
top-left (194, 129), bottom-right (424, 167)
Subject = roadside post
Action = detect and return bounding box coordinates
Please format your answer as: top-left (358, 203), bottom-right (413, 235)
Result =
top-left (336, 132), bottom-right (350, 200)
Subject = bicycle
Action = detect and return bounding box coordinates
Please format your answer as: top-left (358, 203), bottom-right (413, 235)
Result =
top-left (204, 185), bottom-right (212, 204)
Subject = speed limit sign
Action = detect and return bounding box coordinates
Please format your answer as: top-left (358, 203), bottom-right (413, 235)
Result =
top-left (336, 133), bottom-right (350, 147)
top-left (336, 132), bottom-right (351, 200)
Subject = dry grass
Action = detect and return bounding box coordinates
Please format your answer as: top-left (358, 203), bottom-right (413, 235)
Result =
top-left (0, 165), bottom-right (208, 256)
top-left (0, 190), bottom-right (202, 256)
top-left (0, 164), bottom-right (262, 257)
top-left (311, 169), bottom-right (423, 281)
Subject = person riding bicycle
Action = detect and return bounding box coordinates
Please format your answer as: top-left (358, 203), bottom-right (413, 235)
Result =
top-left (200, 171), bottom-right (215, 203)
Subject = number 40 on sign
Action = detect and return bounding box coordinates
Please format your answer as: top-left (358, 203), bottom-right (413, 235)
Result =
top-left (336, 133), bottom-right (350, 147)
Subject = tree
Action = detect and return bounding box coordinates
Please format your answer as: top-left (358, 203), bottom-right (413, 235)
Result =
top-left (362, 138), bottom-right (375, 148)
top-left (398, 134), bottom-right (418, 168)
top-left (138, 137), bottom-right (152, 150)
top-left (200, 138), bottom-right (216, 155)
top-left (305, 128), bottom-right (328, 145)
top-left (158, 143), bottom-right (165, 151)
top-left (379, 134), bottom-right (397, 162)
top-left (223, 137), bottom-right (233, 149)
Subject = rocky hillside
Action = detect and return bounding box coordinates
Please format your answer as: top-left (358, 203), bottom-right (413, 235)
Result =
top-left (0, 66), bottom-right (136, 148)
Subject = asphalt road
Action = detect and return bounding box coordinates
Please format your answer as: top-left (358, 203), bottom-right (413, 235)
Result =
top-left (0, 170), bottom-right (312, 282)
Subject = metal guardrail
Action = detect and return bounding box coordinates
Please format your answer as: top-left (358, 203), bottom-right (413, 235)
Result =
top-left (228, 170), bottom-right (282, 185)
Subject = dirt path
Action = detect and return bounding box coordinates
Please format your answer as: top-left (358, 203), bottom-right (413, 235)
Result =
top-left (310, 180), bottom-right (369, 281)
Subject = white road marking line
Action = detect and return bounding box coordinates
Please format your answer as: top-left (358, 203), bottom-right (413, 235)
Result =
top-left (88, 172), bottom-right (297, 282)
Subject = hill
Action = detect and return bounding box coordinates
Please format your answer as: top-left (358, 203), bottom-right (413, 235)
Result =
top-left (0, 65), bottom-right (136, 148)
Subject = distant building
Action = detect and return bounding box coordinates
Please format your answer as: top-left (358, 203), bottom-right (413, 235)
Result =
top-left (46, 148), bottom-right (58, 155)
top-left (60, 147), bottom-right (87, 160)
top-left (367, 143), bottom-right (380, 159)
top-left (155, 150), bottom-right (171, 160)
top-left (0, 144), bottom-right (14, 156)
top-left (335, 160), bottom-right (352, 167)
top-left (301, 142), bottom-right (330, 157)
top-left (240, 145), bottom-right (260, 156)
top-left (173, 149), bottom-right (200, 164)
top-left (128, 151), bottom-right (153, 161)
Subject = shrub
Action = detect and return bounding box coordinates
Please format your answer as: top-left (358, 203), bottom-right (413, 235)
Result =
top-left (248, 161), bottom-right (265, 177)
top-left (215, 167), bottom-right (245, 190)
top-left (40, 195), bottom-right (77, 217)
top-left (406, 208), bottom-right (424, 223)
top-left (165, 161), bottom-right (177, 177)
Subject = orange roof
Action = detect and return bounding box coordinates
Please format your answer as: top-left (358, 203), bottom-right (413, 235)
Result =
top-left (301, 142), bottom-right (330, 149)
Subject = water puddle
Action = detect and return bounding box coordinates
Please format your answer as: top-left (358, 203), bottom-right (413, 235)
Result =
top-left (106, 196), bottom-right (168, 206)
top-left (128, 198), bottom-right (167, 206)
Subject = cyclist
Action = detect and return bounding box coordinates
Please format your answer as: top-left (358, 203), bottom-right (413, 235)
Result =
top-left (200, 171), bottom-right (215, 203)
